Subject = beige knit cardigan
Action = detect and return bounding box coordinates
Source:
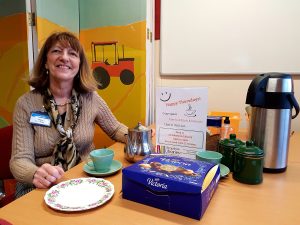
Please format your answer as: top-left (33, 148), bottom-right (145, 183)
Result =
top-left (10, 90), bottom-right (128, 184)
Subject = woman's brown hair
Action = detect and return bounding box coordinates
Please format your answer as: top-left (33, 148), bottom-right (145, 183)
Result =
top-left (28, 31), bottom-right (97, 93)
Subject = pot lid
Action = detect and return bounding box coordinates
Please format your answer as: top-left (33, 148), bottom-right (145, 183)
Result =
top-left (219, 134), bottom-right (244, 147)
top-left (130, 122), bottom-right (150, 132)
top-left (234, 140), bottom-right (264, 156)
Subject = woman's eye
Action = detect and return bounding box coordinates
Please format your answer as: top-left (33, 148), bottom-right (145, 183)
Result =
top-left (51, 49), bottom-right (61, 53)
top-left (70, 51), bottom-right (79, 57)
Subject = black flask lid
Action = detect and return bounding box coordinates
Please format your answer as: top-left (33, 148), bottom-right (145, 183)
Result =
top-left (245, 73), bottom-right (298, 111)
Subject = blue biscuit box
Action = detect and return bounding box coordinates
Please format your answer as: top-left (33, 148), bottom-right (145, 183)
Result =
top-left (122, 155), bottom-right (220, 220)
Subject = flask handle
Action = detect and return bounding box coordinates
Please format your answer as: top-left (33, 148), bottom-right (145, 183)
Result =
top-left (288, 94), bottom-right (299, 119)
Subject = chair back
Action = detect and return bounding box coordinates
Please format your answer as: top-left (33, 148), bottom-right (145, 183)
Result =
top-left (0, 125), bottom-right (14, 179)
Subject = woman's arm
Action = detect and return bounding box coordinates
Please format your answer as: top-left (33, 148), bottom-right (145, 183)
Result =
top-left (10, 94), bottom-right (64, 187)
top-left (10, 95), bottom-right (39, 184)
top-left (92, 92), bottom-right (128, 143)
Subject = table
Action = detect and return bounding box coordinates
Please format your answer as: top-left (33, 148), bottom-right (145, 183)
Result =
top-left (1, 133), bottom-right (300, 225)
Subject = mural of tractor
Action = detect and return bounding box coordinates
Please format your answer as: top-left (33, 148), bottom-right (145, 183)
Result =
top-left (91, 41), bottom-right (135, 89)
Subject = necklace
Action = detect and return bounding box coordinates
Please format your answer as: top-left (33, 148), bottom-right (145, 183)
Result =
top-left (55, 100), bottom-right (71, 107)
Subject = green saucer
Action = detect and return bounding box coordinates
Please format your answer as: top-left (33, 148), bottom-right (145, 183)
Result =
top-left (83, 160), bottom-right (122, 177)
top-left (220, 164), bottom-right (230, 178)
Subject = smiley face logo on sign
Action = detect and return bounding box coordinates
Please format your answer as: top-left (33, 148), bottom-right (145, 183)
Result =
top-left (160, 91), bottom-right (172, 102)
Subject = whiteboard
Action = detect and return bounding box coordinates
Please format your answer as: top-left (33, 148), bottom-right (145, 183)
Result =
top-left (160, 0), bottom-right (300, 75)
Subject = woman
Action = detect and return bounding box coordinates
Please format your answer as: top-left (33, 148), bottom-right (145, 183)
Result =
top-left (10, 31), bottom-right (128, 197)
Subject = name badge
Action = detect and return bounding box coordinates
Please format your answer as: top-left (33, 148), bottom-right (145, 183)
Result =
top-left (29, 111), bottom-right (51, 127)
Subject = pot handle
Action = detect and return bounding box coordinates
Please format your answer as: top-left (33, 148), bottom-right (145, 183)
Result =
top-left (288, 94), bottom-right (299, 119)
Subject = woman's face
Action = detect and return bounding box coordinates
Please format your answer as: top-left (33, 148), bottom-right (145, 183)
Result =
top-left (45, 42), bottom-right (80, 84)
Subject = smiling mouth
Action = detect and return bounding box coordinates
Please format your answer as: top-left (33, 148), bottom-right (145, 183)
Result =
top-left (56, 65), bottom-right (71, 69)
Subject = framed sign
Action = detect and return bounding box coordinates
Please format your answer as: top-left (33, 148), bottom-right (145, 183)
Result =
top-left (156, 87), bottom-right (208, 159)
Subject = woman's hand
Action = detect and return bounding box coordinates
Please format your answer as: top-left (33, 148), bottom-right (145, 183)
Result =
top-left (33, 163), bottom-right (64, 189)
top-left (151, 128), bottom-right (156, 137)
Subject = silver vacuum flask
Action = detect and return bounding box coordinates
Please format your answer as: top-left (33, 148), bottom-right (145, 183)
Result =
top-left (246, 73), bottom-right (299, 172)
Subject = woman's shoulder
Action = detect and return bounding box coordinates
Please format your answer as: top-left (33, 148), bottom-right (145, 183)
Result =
top-left (81, 91), bottom-right (104, 103)
top-left (17, 90), bottom-right (41, 101)
top-left (15, 90), bottom-right (43, 108)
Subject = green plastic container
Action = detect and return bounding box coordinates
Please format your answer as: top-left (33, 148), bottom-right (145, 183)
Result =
top-left (218, 134), bottom-right (244, 171)
top-left (233, 141), bottom-right (264, 185)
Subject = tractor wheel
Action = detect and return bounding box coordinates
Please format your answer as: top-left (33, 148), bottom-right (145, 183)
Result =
top-left (93, 67), bottom-right (110, 89)
top-left (120, 69), bottom-right (134, 85)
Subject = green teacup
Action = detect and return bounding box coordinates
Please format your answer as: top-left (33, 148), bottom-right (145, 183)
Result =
top-left (86, 148), bottom-right (114, 172)
top-left (196, 150), bottom-right (223, 164)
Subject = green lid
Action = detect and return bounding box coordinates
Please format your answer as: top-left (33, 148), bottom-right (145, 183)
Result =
top-left (234, 140), bottom-right (264, 157)
top-left (219, 133), bottom-right (244, 147)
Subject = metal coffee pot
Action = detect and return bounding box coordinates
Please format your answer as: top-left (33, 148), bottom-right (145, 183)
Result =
top-left (124, 122), bottom-right (154, 163)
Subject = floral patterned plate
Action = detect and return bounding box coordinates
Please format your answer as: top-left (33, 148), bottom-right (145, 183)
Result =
top-left (44, 177), bottom-right (114, 211)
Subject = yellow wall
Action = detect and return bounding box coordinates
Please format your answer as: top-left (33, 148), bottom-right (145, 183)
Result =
top-left (80, 22), bottom-right (147, 148)
top-left (0, 13), bottom-right (30, 127)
